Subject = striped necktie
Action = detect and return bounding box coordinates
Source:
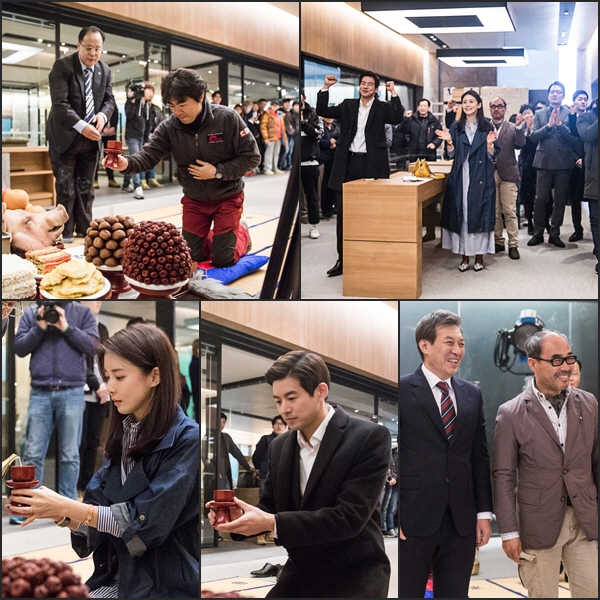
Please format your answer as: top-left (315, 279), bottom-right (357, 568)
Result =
top-left (84, 67), bottom-right (95, 123)
top-left (437, 381), bottom-right (456, 440)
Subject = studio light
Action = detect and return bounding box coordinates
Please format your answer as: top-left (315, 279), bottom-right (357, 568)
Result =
top-left (361, 2), bottom-right (516, 34)
top-left (494, 310), bottom-right (545, 373)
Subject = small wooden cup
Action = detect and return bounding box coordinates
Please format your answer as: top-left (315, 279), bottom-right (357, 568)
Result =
top-left (214, 490), bottom-right (235, 502)
top-left (11, 465), bottom-right (35, 482)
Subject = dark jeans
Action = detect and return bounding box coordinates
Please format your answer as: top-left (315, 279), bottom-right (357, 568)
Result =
top-left (337, 153), bottom-right (369, 261)
top-left (381, 484), bottom-right (398, 531)
top-left (78, 399), bottom-right (108, 491)
top-left (49, 135), bottom-right (100, 238)
top-left (300, 165), bottom-right (320, 225)
top-left (400, 504), bottom-right (475, 599)
top-left (533, 169), bottom-right (571, 238)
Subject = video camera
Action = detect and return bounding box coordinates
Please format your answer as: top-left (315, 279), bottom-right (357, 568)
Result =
top-left (35, 301), bottom-right (67, 325)
top-left (127, 79), bottom-right (146, 101)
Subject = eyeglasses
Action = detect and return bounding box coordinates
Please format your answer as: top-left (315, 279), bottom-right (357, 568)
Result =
top-left (532, 355), bottom-right (577, 367)
top-left (549, 90), bottom-right (563, 96)
top-left (490, 104), bottom-right (506, 109)
top-left (81, 46), bottom-right (102, 54)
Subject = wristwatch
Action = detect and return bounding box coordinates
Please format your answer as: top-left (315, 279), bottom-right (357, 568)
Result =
top-left (55, 516), bottom-right (71, 528)
top-left (215, 168), bottom-right (223, 180)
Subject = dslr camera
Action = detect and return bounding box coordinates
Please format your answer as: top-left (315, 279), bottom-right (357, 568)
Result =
top-left (35, 301), bottom-right (65, 325)
top-left (127, 79), bottom-right (146, 101)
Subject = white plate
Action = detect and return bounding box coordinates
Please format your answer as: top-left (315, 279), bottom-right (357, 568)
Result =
top-left (39, 276), bottom-right (111, 300)
top-left (123, 275), bottom-right (189, 291)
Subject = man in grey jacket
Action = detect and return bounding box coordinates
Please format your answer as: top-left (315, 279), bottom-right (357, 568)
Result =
top-left (527, 82), bottom-right (580, 248)
top-left (490, 97), bottom-right (526, 259)
top-left (104, 68), bottom-right (260, 268)
top-left (492, 330), bottom-right (598, 598)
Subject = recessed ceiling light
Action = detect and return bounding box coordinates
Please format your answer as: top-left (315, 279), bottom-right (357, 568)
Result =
top-left (37, 38), bottom-right (43, 43)
top-left (437, 47), bottom-right (528, 67)
top-left (362, 2), bottom-right (516, 34)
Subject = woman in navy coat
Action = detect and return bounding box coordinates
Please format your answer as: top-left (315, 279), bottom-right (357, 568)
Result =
top-left (436, 90), bottom-right (499, 271)
top-left (6, 324), bottom-right (199, 598)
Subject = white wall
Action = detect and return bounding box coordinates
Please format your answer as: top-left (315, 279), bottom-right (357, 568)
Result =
top-left (497, 49), bottom-right (560, 91)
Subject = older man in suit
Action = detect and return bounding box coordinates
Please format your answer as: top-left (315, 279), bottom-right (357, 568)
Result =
top-left (206, 351), bottom-right (392, 598)
top-left (527, 81), bottom-right (580, 248)
top-left (489, 97), bottom-right (526, 259)
top-left (493, 330), bottom-right (598, 598)
top-left (400, 310), bottom-right (493, 598)
top-left (316, 72), bottom-right (404, 277)
top-left (46, 26), bottom-right (115, 242)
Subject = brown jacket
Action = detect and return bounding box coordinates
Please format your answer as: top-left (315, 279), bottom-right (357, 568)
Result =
top-left (492, 384), bottom-right (598, 550)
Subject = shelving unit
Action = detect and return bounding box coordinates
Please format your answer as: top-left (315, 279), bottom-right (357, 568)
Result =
top-left (2, 147), bottom-right (56, 207)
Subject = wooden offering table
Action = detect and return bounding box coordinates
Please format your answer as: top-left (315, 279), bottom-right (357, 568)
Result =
top-left (342, 172), bottom-right (446, 298)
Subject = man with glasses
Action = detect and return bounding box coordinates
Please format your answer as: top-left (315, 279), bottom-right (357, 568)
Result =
top-left (493, 330), bottom-right (598, 599)
top-left (46, 26), bottom-right (115, 243)
top-left (527, 82), bottom-right (580, 248)
top-left (489, 97), bottom-right (526, 259)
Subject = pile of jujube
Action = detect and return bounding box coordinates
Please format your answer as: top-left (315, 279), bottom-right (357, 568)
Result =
top-left (84, 215), bottom-right (135, 267)
top-left (122, 220), bottom-right (192, 286)
top-left (2, 557), bottom-right (90, 598)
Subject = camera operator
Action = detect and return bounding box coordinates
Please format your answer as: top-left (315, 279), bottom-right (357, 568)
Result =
top-left (121, 80), bottom-right (147, 199)
top-left (142, 81), bottom-right (165, 189)
top-left (12, 301), bottom-right (99, 522)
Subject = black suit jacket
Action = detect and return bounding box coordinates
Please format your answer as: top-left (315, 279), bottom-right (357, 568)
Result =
top-left (316, 91), bottom-right (404, 191)
top-left (400, 367), bottom-right (493, 538)
top-left (235, 405), bottom-right (392, 598)
top-left (46, 53), bottom-right (115, 155)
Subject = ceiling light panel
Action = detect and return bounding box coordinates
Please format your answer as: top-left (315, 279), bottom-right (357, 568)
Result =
top-left (436, 47), bottom-right (528, 67)
top-left (362, 2), bottom-right (516, 34)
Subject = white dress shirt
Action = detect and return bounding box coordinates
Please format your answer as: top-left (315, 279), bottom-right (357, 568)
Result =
top-left (420, 364), bottom-right (493, 522)
top-left (73, 58), bottom-right (107, 135)
top-left (349, 97), bottom-right (374, 153)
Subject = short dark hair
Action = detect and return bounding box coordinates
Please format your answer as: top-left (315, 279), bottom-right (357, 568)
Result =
top-left (525, 330), bottom-right (570, 359)
top-left (271, 415), bottom-right (286, 426)
top-left (162, 68), bottom-right (208, 105)
top-left (78, 26), bottom-right (105, 43)
top-left (575, 359), bottom-right (582, 371)
top-left (221, 412), bottom-right (227, 421)
top-left (508, 113), bottom-right (517, 123)
top-left (519, 103), bottom-right (536, 114)
top-left (417, 98), bottom-right (431, 107)
top-left (126, 316), bottom-right (146, 328)
top-left (292, 100), bottom-right (299, 107)
top-left (98, 324), bottom-right (180, 462)
top-left (258, 98), bottom-right (267, 104)
top-left (547, 81), bottom-right (565, 96)
top-left (358, 71), bottom-right (380, 88)
top-left (265, 351), bottom-right (330, 396)
top-left (415, 310), bottom-right (463, 361)
top-left (573, 89), bottom-right (588, 101)
top-left (535, 100), bottom-right (548, 107)
top-left (212, 90), bottom-right (221, 97)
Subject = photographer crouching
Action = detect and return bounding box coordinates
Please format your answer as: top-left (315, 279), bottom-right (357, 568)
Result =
top-left (121, 79), bottom-right (148, 199)
top-left (9, 301), bottom-right (99, 523)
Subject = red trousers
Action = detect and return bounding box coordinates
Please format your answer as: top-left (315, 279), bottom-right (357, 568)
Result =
top-left (182, 192), bottom-right (250, 267)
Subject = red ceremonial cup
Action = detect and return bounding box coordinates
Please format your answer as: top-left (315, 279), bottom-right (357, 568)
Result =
top-left (11, 465), bottom-right (35, 482)
top-left (104, 140), bottom-right (123, 169)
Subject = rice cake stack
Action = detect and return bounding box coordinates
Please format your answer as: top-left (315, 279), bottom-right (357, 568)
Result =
top-left (2, 254), bottom-right (37, 298)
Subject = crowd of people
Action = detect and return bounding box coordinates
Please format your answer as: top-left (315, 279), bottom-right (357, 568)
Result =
top-left (2, 301), bottom-right (200, 597)
top-left (301, 73), bottom-right (598, 278)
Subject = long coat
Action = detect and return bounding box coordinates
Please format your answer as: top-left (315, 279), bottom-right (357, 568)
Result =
top-left (440, 121), bottom-right (498, 234)
top-left (316, 91), bottom-right (404, 191)
top-left (576, 110), bottom-right (598, 200)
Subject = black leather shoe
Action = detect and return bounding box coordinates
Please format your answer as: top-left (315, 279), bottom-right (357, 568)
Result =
top-left (568, 230), bottom-right (583, 242)
top-left (250, 563), bottom-right (280, 577)
top-left (548, 236), bottom-right (566, 248)
top-left (527, 235), bottom-right (544, 246)
top-left (327, 260), bottom-right (343, 277)
top-left (422, 230), bottom-right (436, 242)
top-left (495, 244), bottom-right (505, 253)
top-left (508, 247), bottom-right (520, 260)
top-left (527, 224), bottom-right (534, 236)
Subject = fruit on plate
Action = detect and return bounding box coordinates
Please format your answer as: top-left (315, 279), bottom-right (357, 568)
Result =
top-left (84, 215), bottom-right (135, 267)
top-left (3, 189), bottom-right (29, 210)
top-left (122, 220), bottom-right (193, 286)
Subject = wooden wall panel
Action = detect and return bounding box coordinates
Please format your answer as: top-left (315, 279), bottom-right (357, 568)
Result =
top-left (201, 301), bottom-right (398, 385)
top-left (301, 2), bottom-right (424, 86)
top-left (57, 2), bottom-right (299, 68)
